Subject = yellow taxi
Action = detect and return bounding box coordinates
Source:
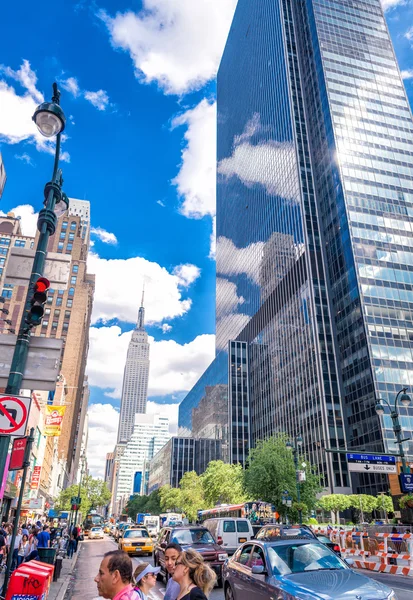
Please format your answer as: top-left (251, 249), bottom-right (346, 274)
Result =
top-left (119, 527), bottom-right (153, 556)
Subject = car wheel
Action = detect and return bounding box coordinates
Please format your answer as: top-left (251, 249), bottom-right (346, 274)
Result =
top-left (225, 584), bottom-right (234, 600)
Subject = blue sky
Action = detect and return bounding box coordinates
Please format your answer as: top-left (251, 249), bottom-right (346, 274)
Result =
top-left (1, 0), bottom-right (413, 475)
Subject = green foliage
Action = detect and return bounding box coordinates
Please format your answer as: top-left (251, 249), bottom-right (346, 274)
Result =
top-left (349, 494), bottom-right (377, 514)
top-left (126, 490), bottom-right (162, 518)
top-left (55, 476), bottom-right (111, 518)
top-left (317, 494), bottom-right (352, 523)
top-left (399, 494), bottom-right (413, 509)
top-left (180, 471), bottom-right (206, 522)
top-left (377, 495), bottom-right (394, 514)
top-left (306, 518), bottom-right (318, 525)
top-left (243, 433), bottom-right (322, 520)
top-left (159, 486), bottom-right (183, 513)
top-left (202, 461), bottom-right (246, 506)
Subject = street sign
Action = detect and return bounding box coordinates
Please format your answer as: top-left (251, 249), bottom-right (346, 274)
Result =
top-left (71, 496), bottom-right (81, 505)
top-left (9, 437), bottom-right (28, 470)
top-left (400, 473), bottom-right (413, 493)
top-left (5, 247), bottom-right (71, 290)
top-left (0, 395), bottom-right (31, 437)
top-left (30, 465), bottom-right (42, 489)
top-left (0, 336), bottom-right (63, 391)
top-left (346, 453), bottom-right (397, 473)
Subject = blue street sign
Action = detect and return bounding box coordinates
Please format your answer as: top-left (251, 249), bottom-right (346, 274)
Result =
top-left (346, 453), bottom-right (396, 464)
top-left (400, 473), bottom-right (413, 493)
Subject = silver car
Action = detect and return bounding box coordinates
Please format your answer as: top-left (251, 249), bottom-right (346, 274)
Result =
top-left (222, 539), bottom-right (397, 600)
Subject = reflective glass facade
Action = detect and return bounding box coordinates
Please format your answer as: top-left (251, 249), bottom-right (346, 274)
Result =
top-left (217, 0), bottom-right (413, 494)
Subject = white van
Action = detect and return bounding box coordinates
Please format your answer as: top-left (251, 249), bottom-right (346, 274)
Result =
top-left (143, 515), bottom-right (160, 537)
top-left (203, 518), bottom-right (254, 554)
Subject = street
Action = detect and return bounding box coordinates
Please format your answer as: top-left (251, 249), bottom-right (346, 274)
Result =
top-left (63, 537), bottom-right (413, 600)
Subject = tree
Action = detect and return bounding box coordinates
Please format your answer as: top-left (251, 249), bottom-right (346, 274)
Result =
top-left (126, 490), bottom-right (162, 519)
top-left (244, 433), bottom-right (322, 519)
top-left (376, 495), bottom-right (394, 523)
top-left (317, 494), bottom-right (352, 523)
top-left (159, 486), bottom-right (183, 513)
top-left (179, 471), bottom-right (206, 522)
top-left (55, 476), bottom-right (111, 519)
top-left (202, 461), bottom-right (246, 506)
top-left (349, 495), bottom-right (378, 523)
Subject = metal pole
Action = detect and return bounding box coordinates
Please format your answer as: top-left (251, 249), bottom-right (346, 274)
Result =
top-left (2, 428), bottom-right (34, 595)
top-left (393, 389), bottom-right (409, 474)
top-left (0, 85), bottom-right (63, 489)
top-left (294, 448), bottom-right (302, 525)
top-left (74, 456), bottom-right (84, 527)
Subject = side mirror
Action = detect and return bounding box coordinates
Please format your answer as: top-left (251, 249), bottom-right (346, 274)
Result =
top-left (251, 565), bottom-right (266, 575)
top-left (344, 558), bottom-right (354, 567)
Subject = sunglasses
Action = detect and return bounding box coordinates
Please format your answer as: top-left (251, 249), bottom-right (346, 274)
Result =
top-left (175, 561), bottom-right (184, 566)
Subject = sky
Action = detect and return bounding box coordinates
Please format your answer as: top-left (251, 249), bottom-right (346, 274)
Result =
top-left (1, 0), bottom-right (413, 477)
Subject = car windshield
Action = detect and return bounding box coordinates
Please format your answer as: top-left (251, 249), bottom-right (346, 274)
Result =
top-left (317, 535), bottom-right (332, 544)
top-left (267, 543), bottom-right (346, 575)
top-left (172, 529), bottom-right (215, 545)
top-left (91, 528), bottom-right (101, 531)
top-left (124, 529), bottom-right (149, 538)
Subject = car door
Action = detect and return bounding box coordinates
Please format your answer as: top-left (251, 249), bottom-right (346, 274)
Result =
top-left (230, 543), bottom-right (254, 599)
top-left (245, 544), bottom-right (273, 600)
top-left (222, 519), bottom-right (237, 551)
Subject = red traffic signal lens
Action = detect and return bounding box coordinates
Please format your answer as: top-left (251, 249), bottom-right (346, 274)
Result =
top-left (34, 277), bottom-right (50, 293)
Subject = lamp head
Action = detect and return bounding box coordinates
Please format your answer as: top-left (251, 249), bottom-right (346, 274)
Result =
top-left (297, 435), bottom-right (303, 447)
top-left (53, 192), bottom-right (69, 218)
top-left (400, 391), bottom-right (411, 408)
top-left (375, 402), bottom-right (385, 416)
top-left (33, 101), bottom-right (66, 137)
top-left (286, 440), bottom-right (293, 450)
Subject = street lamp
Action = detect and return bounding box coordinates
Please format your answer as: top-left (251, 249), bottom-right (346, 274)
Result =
top-left (287, 435), bottom-right (305, 524)
top-left (0, 83), bottom-right (68, 595)
top-left (375, 388), bottom-right (412, 474)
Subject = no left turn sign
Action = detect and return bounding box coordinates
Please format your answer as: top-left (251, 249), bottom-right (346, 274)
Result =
top-left (0, 395), bottom-right (31, 437)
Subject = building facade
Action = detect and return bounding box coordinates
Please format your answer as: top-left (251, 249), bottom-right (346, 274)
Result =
top-left (0, 199), bottom-right (95, 485)
top-left (114, 414), bottom-right (170, 508)
top-left (216, 0), bottom-right (413, 494)
top-left (117, 292), bottom-right (150, 443)
top-left (0, 153), bottom-right (6, 199)
top-left (148, 437), bottom-right (223, 493)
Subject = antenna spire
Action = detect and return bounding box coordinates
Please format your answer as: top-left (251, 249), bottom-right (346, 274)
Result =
top-left (137, 282), bottom-right (145, 329)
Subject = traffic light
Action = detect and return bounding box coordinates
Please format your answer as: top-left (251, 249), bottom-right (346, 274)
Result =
top-left (26, 277), bottom-right (50, 327)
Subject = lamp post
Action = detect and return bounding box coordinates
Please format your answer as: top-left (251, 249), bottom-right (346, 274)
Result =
top-left (375, 388), bottom-right (412, 474)
top-left (0, 83), bottom-right (68, 510)
top-left (286, 435), bottom-right (304, 524)
top-left (74, 451), bottom-right (86, 527)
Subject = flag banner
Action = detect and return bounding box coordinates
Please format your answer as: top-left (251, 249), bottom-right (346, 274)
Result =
top-left (44, 405), bottom-right (66, 436)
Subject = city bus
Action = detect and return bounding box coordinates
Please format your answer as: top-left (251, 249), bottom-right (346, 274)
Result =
top-left (83, 512), bottom-right (105, 535)
top-left (198, 502), bottom-right (277, 526)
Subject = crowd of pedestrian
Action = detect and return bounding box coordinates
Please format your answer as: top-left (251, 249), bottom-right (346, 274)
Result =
top-left (95, 543), bottom-right (216, 600)
top-left (0, 518), bottom-right (81, 572)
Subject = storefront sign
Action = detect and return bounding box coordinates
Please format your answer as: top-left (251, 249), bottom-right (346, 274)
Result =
top-left (44, 405), bottom-right (66, 436)
top-left (30, 465), bottom-right (42, 489)
top-left (9, 437), bottom-right (28, 470)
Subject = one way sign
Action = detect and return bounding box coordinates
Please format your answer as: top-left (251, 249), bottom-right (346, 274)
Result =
top-left (346, 453), bottom-right (397, 473)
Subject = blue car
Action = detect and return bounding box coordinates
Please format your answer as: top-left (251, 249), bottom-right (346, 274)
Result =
top-left (222, 538), bottom-right (397, 600)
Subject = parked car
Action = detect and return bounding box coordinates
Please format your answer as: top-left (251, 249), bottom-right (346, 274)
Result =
top-left (154, 526), bottom-right (228, 586)
top-left (89, 527), bottom-right (104, 540)
top-left (222, 539), bottom-right (396, 600)
top-left (316, 534), bottom-right (341, 557)
top-left (254, 525), bottom-right (317, 541)
top-left (114, 522), bottom-right (130, 542)
top-left (119, 527), bottom-right (153, 556)
top-left (203, 518), bottom-right (254, 555)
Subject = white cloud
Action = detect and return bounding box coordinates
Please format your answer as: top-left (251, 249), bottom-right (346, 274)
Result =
top-left (216, 236), bottom-right (264, 284)
top-left (161, 323), bottom-right (172, 333)
top-left (209, 216), bottom-right (216, 260)
top-left (216, 313), bottom-right (250, 351)
top-left (401, 69), bottom-right (413, 79)
top-left (84, 89), bottom-right (110, 111)
top-left (60, 77), bottom-right (80, 98)
top-left (0, 204), bottom-right (39, 237)
top-left (0, 61), bottom-right (70, 161)
top-left (14, 153), bottom-right (34, 166)
top-left (382, 0), bottom-right (407, 11)
top-left (87, 252), bottom-right (200, 324)
top-left (90, 226), bottom-right (118, 245)
top-left (87, 325), bottom-right (216, 398)
top-left (100, 0), bottom-right (237, 95)
top-left (172, 99), bottom-right (216, 219)
top-left (216, 277), bottom-right (245, 315)
top-left (218, 113), bottom-right (299, 200)
top-left (157, 199), bottom-right (165, 207)
top-left (87, 403), bottom-right (119, 477)
top-left (172, 264), bottom-right (201, 287)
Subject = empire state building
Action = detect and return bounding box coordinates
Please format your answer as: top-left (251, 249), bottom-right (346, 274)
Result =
top-left (117, 291), bottom-right (150, 443)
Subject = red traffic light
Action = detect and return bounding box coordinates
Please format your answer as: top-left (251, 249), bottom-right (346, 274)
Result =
top-left (34, 277), bottom-right (50, 294)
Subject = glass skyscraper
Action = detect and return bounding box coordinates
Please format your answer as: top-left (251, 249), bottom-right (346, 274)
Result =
top-left (217, 0), bottom-right (413, 494)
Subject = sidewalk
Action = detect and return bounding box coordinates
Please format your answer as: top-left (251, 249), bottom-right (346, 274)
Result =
top-left (48, 546), bottom-right (82, 600)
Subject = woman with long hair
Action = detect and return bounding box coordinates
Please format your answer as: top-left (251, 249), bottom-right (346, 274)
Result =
top-left (172, 549), bottom-right (216, 600)
top-left (133, 562), bottom-right (160, 599)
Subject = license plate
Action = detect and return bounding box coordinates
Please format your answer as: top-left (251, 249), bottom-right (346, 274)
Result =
top-left (239, 538), bottom-right (247, 543)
